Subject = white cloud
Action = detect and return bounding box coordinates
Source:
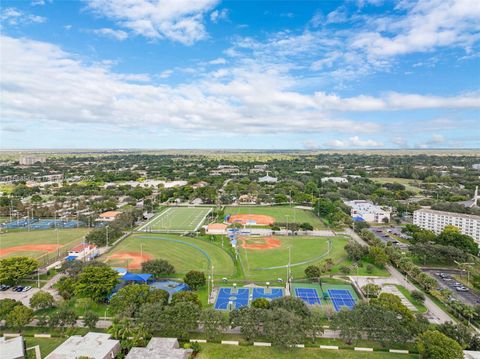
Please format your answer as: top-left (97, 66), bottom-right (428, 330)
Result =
top-left (326, 136), bottom-right (384, 148)
top-left (85, 0), bottom-right (219, 45)
top-left (1, 36), bottom-right (478, 141)
top-left (352, 0), bottom-right (480, 57)
top-left (1, 7), bottom-right (46, 25)
top-left (210, 8), bottom-right (228, 23)
top-left (158, 69), bottom-right (173, 78)
top-left (326, 7), bottom-right (348, 24)
top-left (93, 28), bottom-right (129, 40)
top-left (208, 57), bottom-right (227, 65)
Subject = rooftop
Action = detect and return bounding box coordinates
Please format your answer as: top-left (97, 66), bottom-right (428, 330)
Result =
top-left (0, 336), bottom-right (25, 359)
top-left (126, 338), bottom-right (192, 359)
top-left (45, 332), bottom-right (120, 359)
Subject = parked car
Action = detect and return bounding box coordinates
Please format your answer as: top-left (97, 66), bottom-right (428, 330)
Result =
top-left (15, 286), bottom-right (24, 292)
top-left (443, 277), bottom-right (452, 281)
top-left (22, 286), bottom-right (32, 292)
top-left (456, 286), bottom-right (469, 292)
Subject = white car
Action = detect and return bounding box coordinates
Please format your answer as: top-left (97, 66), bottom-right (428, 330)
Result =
top-left (22, 286), bottom-right (32, 292)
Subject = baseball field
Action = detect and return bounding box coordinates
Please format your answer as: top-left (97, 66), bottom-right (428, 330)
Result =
top-left (104, 233), bottom-right (235, 276)
top-left (224, 206), bottom-right (326, 228)
top-left (0, 228), bottom-right (90, 264)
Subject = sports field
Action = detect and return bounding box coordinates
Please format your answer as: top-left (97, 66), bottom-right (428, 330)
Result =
top-left (238, 235), bottom-right (349, 281)
top-left (371, 177), bottom-right (423, 193)
top-left (0, 228), bottom-right (90, 264)
top-left (224, 206), bottom-right (326, 228)
top-left (139, 206), bottom-right (212, 232)
top-left (105, 233), bottom-right (235, 276)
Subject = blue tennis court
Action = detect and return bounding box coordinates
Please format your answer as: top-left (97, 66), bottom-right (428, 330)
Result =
top-left (328, 289), bottom-right (356, 311)
top-left (214, 287), bottom-right (249, 310)
top-left (294, 288), bottom-right (321, 305)
top-left (252, 287), bottom-right (284, 301)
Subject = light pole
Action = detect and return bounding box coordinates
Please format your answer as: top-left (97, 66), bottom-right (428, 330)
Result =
top-left (140, 243), bottom-right (144, 263)
top-left (106, 225), bottom-right (109, 247)
top-left (285, 215), bottom-right (290, 235)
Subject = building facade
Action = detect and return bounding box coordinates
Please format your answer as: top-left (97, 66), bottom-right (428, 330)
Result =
top-left (345, 200), bottom-right (391, 223)
top-left (413, 209), bottom-right (480, 243)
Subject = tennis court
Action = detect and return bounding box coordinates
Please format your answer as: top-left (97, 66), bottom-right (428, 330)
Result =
top-left (214, 287), bottom-right (250, 310)
top-left (294, 287), bottom-right (322, 305)
top-left (328, 289), bottom-right (356, 311)
top-left (139, 207), bottom-right (212, 232)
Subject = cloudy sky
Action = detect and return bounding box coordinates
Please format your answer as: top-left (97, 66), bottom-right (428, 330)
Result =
top-left (1, 0), bottom-right (479, 149)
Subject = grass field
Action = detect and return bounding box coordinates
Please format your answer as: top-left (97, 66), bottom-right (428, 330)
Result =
top-left (197, 344), bottom-right (418, 358)
top-left (105, 233), bottom-right (236, 276)
top-left (25, 337), bottom-right (66, 358)
top-left (238, 235), bottom-right (349, 281)
top-left (224, 206), bottom-right (326, 229)
top-left (371, 177), bottom-right (423, 193)
top-left (0, 228), bottom-right (90, 264)
top-left (140, 207), bottom-right (212, 232)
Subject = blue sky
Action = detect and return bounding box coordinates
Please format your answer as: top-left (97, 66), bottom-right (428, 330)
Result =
top-left (1, 0), bottom-right (479, 149)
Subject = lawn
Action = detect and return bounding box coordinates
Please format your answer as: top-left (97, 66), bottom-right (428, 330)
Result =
top-left (25, 337), bottom-right (66, 358)
top-left (224, 206), bottom-right (327, 229)
top-left (196, 343), bottom-right (418, 359)
top-left (238, 236), bottom-right (349, 281)
top-left (0, 228), bottom-right (90, 264)
top-left (105, 233), bottom-right (236, 277)
top-left (395, 285), bottom-right (427, 313)
top-left (370, 177), bottom-right (423, 194)
top-left (139, 206), bottom-right (212, 232)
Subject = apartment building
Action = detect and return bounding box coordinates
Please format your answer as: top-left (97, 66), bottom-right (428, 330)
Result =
top-left (413, 208), bottom-right (480, 243)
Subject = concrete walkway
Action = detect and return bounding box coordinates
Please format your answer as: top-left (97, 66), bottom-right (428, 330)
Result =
top-left (343, 227), bottom-right (453, 324)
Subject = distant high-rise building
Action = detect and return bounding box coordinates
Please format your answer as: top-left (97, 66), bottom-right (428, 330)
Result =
top-left (413, 208), bottom-right (480, 243)
top-left (19, 156), bottom-right (46, 165)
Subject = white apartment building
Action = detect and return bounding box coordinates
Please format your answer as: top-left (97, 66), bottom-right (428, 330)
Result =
top-left (413, 209), bottom-right (480, 243)
top-left (345, 200), bottom-right (391, 223)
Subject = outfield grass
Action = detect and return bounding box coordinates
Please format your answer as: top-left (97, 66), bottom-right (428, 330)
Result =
top-left (239, 236), bottom-right (348, 281)
top-left (105, 233), bottom-right (236, 276)
top-left (0, 228), bottom-right (90, 263)
top-left (224, 206), bottom-right (326, 229)
top-left (196, 343), bottom-right (418, 358)
top-left (371, 177), bottom-right (423, 193)
top-left (141, 206), bottom-right (212, 232)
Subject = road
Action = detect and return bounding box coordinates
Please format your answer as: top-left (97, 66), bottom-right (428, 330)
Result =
top-left (423, 268), bottom-right (480, 306)
top-left (344, 228), bottom-right (452, 324)
top-left (367, 226), bottom-right (409, 250)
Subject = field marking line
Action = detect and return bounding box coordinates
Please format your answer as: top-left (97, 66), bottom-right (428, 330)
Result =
top-left (194, 207), bottom-right (212, 232)
top-left (137, 207), bottom-right (172, 231)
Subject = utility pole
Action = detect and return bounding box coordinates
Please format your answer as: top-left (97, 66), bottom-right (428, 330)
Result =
top-left (106, 225), bottom-right (109, 247)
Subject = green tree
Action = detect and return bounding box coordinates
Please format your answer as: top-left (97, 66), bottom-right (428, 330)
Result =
top-left (304, 265), bottom-right (321, 281)
top-left (136, 302), bottom-right (165, 334)
top-left (6, 305), bottom-right (34, 332)
top-left (110, 284), bottom-right (151, 317)
top-left (83, 311), bottom-right (99, 329)
top-left (264, 308), bottom-right (306, 347)
top-left (146, 289), bottom-right (169, 307)
top-left (302, 308), bottom-right (325, 343)
top-left (160, 302), bottom-right (201, 338)
top-left (183, 271), bottom-right (206, 290)
top-left (141, 259), bottom-right (175, 278)
top-left (437, 322), bottom-right (472, 349)
top-left (230, 307), bottom-right (266, 342)
top-left (417, 330), bottom-right (463, 359)
top-left (75, 266), bottom-right (118, 302)
top-left (251, 298), bottom-right (270, 309)
top-left (48, 307), bottom-right (78, 333)
top-left (362, 284), bottom-right (381, 298)
top-left (30, 291), bottom-right (55, 310)
top-left (0, 257), bottom-right (38, 285)
top-left (344, 241), bottom-right (368, 261)
top-left (368, 246), bottom-right (389, 267)
top-left (0, 299), bottom-right (22, 320)
top-left (437, 225), bottom-right (478, 256)
top-left (200, 308), bottom-right (228, 341)
top-left (269, 296), bottom-right (310, 318)
top-left (56, 276), bottom-right (77, 300)
top-left (171, 291), bottom-right (202, 307)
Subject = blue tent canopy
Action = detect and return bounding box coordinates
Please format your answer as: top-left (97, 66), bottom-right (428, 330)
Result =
top-left (65, 255), bottom-right (77, 261)
top-left (352, 216), bottom-right (365, 222)
top-left (121, 272), bottom-right (152, 282)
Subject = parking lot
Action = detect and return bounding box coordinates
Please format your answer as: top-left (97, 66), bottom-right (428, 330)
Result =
top-left (0, 284), bottom-right (40, 306)
top-left (367, 226), bottom-right (410, 250)
top-left (423, 268), bottom-right (480, 306)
